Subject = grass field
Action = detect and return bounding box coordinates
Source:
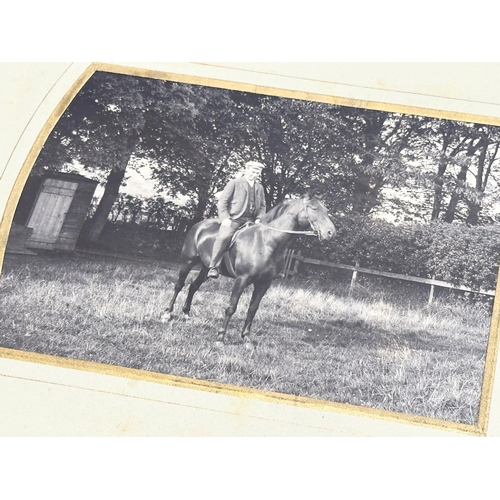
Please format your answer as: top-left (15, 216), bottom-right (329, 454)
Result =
top-left (0, 251), bottom-right (493, 426)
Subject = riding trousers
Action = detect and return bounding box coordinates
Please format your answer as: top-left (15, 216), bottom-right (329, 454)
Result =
top-left (209, 217), bottom-right (253, 270)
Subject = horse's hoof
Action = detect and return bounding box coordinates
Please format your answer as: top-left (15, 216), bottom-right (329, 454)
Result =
top-left (244, 339), bottom-right (256, 351)
top-left (160, 312), bottom-right (172, 323)
top-left (182, 313), bottom-right (191, 321)
top-left (215, 340), bottom-right (225, 347)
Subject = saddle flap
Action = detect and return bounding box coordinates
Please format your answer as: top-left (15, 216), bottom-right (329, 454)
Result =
top-left (228, 221), bottom-right (254, 249)
top-left (222, 252), bottom-right (237, 278)
top-left (222, 222), bottom-right (254, 278)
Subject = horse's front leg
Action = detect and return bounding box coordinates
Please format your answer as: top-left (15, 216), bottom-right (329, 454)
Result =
top-left (216, 276), bottom-right (250, 344)
top-left (241, 279), bottom-right (272, 350)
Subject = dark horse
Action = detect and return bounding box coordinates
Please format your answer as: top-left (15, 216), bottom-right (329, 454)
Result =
top-left (161, 192), bottom-right (336, 348)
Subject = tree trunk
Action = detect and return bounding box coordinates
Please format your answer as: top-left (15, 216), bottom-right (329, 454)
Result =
top-left (192, 189), bottom-right (209, 224)
top-left (431, 140), bottom-right (451, 221)
top-left (84, 168), bottom-right (127, 242)
top-left (467, 137), bottom-right (496, 225)
top-left (81, 131), bottom-right (139, 243)
top-left (444, 138), bottom-right (483, 223)
top-left (431, 124), bottom-right (471, 221)
top-left (351, 173), bottom-right (379, 214)
top-left (443, 162), bottom-right (468, 223)
top-left (431, 161), bottom-right (447, 220)
top-left (351, 111), bottom-right (387, 215)
top-left (466, 200), bottom-right (482, 225)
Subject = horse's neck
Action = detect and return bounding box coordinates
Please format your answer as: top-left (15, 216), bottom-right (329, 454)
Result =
top-left (268, 210), bottom-right (302, 230)
top-left (265, 208), bottom-right (302, 250)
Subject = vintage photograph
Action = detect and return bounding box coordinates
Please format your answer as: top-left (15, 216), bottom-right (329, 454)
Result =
top-left (1, 68), bottom-right (498, 430)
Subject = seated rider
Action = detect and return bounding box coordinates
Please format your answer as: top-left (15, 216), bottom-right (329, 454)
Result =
top-left (208, 161), bottom-right (267, 279)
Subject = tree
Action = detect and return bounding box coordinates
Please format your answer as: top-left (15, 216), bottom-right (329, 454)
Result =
top-left (413, 119), bottom-right (477, 221)
top-left (145, 83), bottom-right (245, 222)
top-left (72, 73), bottom-right (149, 241)
top-left (332, 109), bottom-right (424, 217)
top-left (33, 71), bottom-right (150, 241)
top-left (407, 119), bottom-right (500, 224)
top-left (465, 128), bottom-right (500, 224)
top-left (233, 95), bottom-right (345, 209)
top-left (442, 132), bottom-right (484, 223)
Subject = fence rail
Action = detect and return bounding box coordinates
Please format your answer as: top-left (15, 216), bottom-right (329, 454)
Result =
top-left (284, 249), bottom-right (496, 305)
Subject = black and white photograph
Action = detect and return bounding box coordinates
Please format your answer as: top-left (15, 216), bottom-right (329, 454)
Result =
top-left (1, 65), bottom-right (499, 434)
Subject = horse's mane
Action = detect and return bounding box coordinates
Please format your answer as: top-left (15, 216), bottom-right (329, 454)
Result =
top-left (264, 200), bottom-right (294, 223)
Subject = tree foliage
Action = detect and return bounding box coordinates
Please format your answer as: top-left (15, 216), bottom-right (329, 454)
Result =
top-left (232, 96), bottom-right (345, 208)
top-left (101, 193), bottom-right (192, 231)
top-left (27, 70), bottom-right (500, 289)
top-left (143, 83), bottom-right (244, 221)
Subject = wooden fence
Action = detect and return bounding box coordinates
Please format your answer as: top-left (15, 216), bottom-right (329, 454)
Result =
top-left (283, 249), bottom-right (496, 305)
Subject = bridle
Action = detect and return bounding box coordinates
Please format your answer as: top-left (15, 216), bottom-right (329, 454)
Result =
top-left (263, 199), bottom-right (320, 238)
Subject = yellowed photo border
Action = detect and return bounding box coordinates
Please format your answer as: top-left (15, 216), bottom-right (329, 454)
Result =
top-left (1, 62), bottom-right (500, 436)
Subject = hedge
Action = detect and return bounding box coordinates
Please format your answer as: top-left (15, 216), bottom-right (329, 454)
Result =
top-left (294, 215), bottom-right (500, 290)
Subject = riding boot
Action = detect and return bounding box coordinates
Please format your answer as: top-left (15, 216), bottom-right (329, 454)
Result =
top-left (208, 224), bottom-right (235, 278)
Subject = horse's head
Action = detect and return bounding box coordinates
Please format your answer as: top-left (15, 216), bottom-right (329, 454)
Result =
top-left (298, 192), bottom-right (336, 241)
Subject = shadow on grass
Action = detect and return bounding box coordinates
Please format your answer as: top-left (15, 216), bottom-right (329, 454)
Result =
top-left (283, 317), bottom-right (482, 357)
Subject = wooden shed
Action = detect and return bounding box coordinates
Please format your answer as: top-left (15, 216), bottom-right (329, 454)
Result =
top-left (9, 172), bottom-right (98, 252)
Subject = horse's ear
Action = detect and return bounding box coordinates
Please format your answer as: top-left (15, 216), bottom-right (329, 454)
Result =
top-left (303, 188), bottom-right (325, 201)
top-left (307, 188), bottom-right (326, 201)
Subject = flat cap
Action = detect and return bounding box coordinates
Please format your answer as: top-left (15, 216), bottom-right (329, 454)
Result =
top-left (245, 161), bottom-right (265, 170)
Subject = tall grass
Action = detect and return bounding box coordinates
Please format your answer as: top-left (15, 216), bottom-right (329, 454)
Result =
top-left (0, 252), bottom-right (492, 425)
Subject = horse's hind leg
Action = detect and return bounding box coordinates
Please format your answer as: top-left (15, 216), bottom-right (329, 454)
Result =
top-left (181, 265), bottom-right (209, 318)
top-left (161, 260), bottom-right (196, 322)
top-left (216, 276), bottom-right (250, 344)
top-left (241, 279), bottom-right (272, 349)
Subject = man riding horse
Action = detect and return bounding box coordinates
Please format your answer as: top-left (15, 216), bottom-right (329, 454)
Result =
top-left (208, 161), bottom-right (267, 279)
top-left (162, 160), bottom-right (336, 347)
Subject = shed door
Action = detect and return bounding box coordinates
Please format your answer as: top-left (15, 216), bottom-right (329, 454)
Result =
top-left (26, 179), bottom-right (78, 248)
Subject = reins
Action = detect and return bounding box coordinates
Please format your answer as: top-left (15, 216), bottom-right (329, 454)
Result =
top-left (262, 225), bottom-right (317, 236)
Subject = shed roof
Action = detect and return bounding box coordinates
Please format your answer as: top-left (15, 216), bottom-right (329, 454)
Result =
top-left (41, 171), bottom-right (99, 185)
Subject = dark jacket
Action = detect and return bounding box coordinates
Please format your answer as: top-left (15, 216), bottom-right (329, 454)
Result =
top-left (217, 176), bottom-right (266, 221)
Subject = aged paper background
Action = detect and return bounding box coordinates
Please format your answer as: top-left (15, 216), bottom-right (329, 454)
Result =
top-left (2, 62), bottom-right (500, 436)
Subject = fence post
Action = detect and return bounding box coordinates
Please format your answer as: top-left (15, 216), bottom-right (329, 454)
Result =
top-left (428, 276), bottom-right (436, 306)
top-left (349, 261), bottom-right (359, 296)
top-left (284, 249), bottom-right (295, 279)
top-left (292, 250), bottom-right (302, 276)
